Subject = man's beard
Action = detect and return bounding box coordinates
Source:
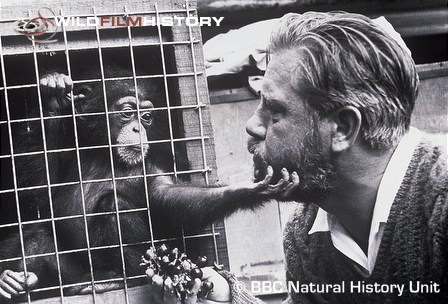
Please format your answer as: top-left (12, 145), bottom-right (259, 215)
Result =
top-left (247, 121), bottom-right (335, 203)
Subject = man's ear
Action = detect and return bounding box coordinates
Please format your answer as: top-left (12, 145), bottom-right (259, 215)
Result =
top-left (330, 106), bottom-right (362, 152)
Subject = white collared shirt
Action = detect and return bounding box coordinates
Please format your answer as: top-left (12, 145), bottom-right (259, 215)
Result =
top-left (308, 127), bottom-right (422, 274)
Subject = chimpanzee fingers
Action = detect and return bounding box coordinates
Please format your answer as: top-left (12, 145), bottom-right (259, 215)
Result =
top-left (279, 182), bottom-right (299, 199)
top-left (0, 278), bottom-right (20, 296)
top-left (53, 74), bottom-right (73, 112)
top-left (40, 73), bottom-right (72, 98)
top-left (58, 95), bottom-right (73, 112)
top-left (63, 75), bottom-right (73, 94)
top-left (0, 271), bottom-right (38, 299)
top-left (282, 171), bottom-right (299, 187)
top-left (39, 77), bottom-right (49, 96)
top-left (46, 75), bottom-right (57, 97)
top-left (271, 178), bottom-right (289, 191)
top-left (263, 166), bottom-right (274, 184)
top-left (0, 281), bottom-right (18, 296)
top-left (255, 165), bottom-right (273, 189)
top-left (276, 171), bottom-right (300, 199)
top-left (56, 75), bottom-right (66, 98)
top-left (5, 270), bottom-right (26, 285)
top-left (260, 169), bottom-right (299, 198)
top-left (73, 94), bottom-right (86, 103)
top-left (0, 286), bottom-right (12, 299)
top-left (281, 167), bottom-right (290, 181)
top-left (0, 270), bottom-right (27, 294)
top-left (290, 171), bottom-right (299, 184)
top-left (255, 178), bottom-right (285, 197)
top-left (252, 166), bottom-right (299, 198)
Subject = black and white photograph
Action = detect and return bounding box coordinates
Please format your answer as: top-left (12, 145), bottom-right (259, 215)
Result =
top-left (0, 0), bottom-right (446, 303)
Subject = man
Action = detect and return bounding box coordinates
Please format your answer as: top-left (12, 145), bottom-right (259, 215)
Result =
top-left (149, 11), bottom-right (447, 303)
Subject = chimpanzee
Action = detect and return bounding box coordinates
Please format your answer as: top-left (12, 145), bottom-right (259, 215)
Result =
top-left (0, 71), bottom-right (299, 300)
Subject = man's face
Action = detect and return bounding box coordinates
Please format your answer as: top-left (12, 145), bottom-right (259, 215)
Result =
top-left (246, 49), bottom-right (335, 202)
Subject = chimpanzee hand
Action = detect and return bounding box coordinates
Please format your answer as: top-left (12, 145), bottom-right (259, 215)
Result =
top-left (148, 267), bottom-right (230, 304)
top-left (39, 73), bottom-right (85, 115)
top-left (0, 270), bottom-right (38, 299)
top-left (257, 166), bottom-right (300, 199)
top-left (228, 166), bottom-right (300, 201)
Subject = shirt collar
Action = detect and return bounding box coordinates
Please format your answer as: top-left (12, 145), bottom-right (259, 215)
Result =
top-left (308, 207), bottom-right (329, 234)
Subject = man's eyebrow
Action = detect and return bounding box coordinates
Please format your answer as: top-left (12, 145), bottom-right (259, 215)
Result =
top-left (261, 93), bottom-right (286, 109)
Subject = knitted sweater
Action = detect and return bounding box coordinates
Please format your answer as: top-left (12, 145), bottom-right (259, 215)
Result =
top-left (226, 136), bottom-right (447, 304)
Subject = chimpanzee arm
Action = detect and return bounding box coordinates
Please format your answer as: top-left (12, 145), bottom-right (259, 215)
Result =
top-left (0, 228), bottom-right (53, 300)
top-left (13, 73), bottom-right (80, 191)
top-left (39, 73), bottom-right (84, 180)
top-left (40, 73), bottom-right (73, 146)
top-left (149, 166), bottom-right (299, 226)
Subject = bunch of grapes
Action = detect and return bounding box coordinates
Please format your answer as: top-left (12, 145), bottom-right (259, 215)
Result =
top-left (140, 244), bottom-right (214, 302)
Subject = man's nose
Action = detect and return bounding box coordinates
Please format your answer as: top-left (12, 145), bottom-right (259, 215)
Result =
top-left (246, 111), bottom-right (266, 140)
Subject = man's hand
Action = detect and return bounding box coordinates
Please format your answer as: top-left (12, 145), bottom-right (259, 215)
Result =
top-left (147, 267), bottom-right (231, 304)
top-left (0, 270), bottom-right (38, 299)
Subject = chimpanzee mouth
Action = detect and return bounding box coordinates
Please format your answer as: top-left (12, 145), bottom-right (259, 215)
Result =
top-left (128, 145), bottom-right (146, 152)
top-left (117, 144), bottom-right (149, 165)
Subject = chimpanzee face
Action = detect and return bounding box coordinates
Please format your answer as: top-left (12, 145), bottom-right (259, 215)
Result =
top-left (110, 96), bottom-right (154, 166)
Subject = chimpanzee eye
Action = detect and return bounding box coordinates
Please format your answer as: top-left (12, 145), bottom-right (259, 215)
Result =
top-left (141, 112), bottom-right (152, 124)
top-left (120, 106), bottom-right (134, 119)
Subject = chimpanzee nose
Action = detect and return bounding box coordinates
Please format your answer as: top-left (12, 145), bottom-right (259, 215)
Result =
top-left (131, 121), bottom-right (140, 133)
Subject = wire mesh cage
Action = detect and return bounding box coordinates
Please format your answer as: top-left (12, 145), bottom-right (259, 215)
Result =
top-left (0, 0), bottom-right (228, 302)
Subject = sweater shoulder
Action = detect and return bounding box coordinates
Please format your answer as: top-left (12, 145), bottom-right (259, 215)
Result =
top-left (413, 134), bottom-right (447, 200)
top-left (417, 133), bottom-right (448, 223)
top-left (396, 133), bottom-right (448, 240)
top-left (283, 203), bottom-right (319, 267)
top-left (283, 203), bottom-right (318, 241)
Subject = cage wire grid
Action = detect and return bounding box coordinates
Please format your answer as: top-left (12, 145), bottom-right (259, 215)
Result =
top-left (0, 0), bottom-right (223, 302)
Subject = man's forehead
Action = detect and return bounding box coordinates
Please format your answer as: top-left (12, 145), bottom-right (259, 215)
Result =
top-left (262, 78), bottom-right (291, 104)
top-left (261, 77), bottom-right (276, 96)
top-left (264, 49), bottom-right (297, 79)
top-left (262, 58), bottom-right (295, 99)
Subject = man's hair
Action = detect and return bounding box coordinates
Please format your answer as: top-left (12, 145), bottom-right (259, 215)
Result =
top-left (269, 12), bottom-right (419, 149)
